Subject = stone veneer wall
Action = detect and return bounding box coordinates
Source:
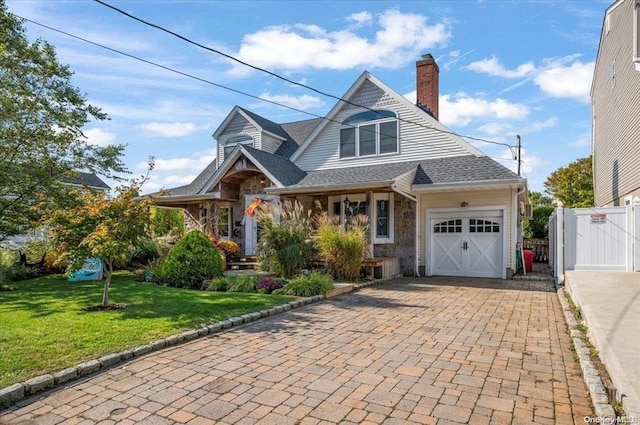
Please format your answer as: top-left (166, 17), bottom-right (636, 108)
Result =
top-left (373, 193), bottom-right (416, 276)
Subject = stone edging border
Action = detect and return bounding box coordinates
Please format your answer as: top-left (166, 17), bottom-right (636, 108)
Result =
top-left (0, 275), bottom-right (399, 409)
top-left (557, 287), bottom-right (616, 418)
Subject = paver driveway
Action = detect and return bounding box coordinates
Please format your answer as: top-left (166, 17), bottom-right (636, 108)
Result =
top-left (1, 277), bottom-right (592, 424)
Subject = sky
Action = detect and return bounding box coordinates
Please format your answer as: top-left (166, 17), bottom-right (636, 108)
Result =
top-left (5, 0), bottom-right (609, 194)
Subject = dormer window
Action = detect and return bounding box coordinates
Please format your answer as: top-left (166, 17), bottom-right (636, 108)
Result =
top-left (224, 135), bottom-right (253, 159)
top-left (339, 110), bottom-right (398, 159)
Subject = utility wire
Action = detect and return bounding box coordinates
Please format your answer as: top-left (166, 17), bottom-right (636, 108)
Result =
top-left (19, 14), bottom-right (515, 157)
top-left (92, 0), bottom-right (514, 149)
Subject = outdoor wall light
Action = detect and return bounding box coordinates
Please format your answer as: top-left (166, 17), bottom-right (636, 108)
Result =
top-left (460, 201), bottom-right (469, 208)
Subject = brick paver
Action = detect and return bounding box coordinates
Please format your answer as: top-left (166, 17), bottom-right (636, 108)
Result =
top-left (0, 277), bottom-right (592, 424)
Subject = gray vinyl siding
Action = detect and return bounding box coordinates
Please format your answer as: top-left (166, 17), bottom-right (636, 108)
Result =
top-left (294, 79), bottom-right (472, 172)
top-left (593, 0), bottom-right (640, 206)
top-left (216, 114), bottom-right (261, 165)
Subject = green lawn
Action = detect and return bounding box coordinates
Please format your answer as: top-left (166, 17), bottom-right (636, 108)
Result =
top-left (0, 272), bottom-right (293, 388)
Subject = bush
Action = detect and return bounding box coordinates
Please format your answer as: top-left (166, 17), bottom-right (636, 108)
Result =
top-left (129, 238), bottom-right (161, 267)
top-left (256, 200), bottom-right (315, 278)
top-left (283, 271), bottom-right (333, 297)
top-left (256, 277), bottom-right (284, 294)
top-left (316, 214), bottom-right (368, 281)
top-left (227, 275), bottom-right (257, 293)
top-left (160, 230), bottom-right (224, 289)
top-left (207, 277), bottom-right (228, 292)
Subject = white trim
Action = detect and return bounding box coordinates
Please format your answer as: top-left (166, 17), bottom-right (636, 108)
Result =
top-left (425, 206), bottom-right (508, 279)
top-left (412, 179), bottom-right (524, 193)
top-left (373, 193), bottom-right (394, 244)
top-left (213, 107), bottom-right (287, 141)
top-left (200, 145), bottom-right (286, 194)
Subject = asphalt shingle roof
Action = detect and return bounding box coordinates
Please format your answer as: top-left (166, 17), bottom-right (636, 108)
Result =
top-left (283, 155), bottom-right (520, 190)
top-left (61, 172), bottom-right (111, 190)
top-left (243, 146), bottom-right (307, 186)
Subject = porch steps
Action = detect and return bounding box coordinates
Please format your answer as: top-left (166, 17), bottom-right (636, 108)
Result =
top-left (227, 256), bottom-right (259, 270)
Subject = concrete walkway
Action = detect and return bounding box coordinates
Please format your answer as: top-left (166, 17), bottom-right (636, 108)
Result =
top-left (565, 271), bottom-right (640, 419)
top-left (1, 277), bottom-right (592, 424)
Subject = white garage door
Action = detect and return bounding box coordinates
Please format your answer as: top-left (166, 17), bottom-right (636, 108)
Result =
top-left (430, 210), bottom-right (503, 278)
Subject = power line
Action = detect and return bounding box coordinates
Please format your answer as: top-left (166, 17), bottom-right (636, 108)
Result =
top-left (91, 0), bottom-right (514, 149)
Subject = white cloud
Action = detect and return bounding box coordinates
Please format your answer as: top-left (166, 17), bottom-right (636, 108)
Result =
top-left (138, 150), bottom-right (216, 172)
top-left (568, 135), bottom-right (591, 148)
top-left (162, 174), bottom-right (196, 185)
top-left (534, 60), bottom-right (594, 102)
top-left (478, 122), bottom-right (513, 136)
top-left (494, 147), bottom-right (547, 175)
top-left (254, 92), bottom-right (326, 110)
top-left (141, 122), bottom-right (199, 137)
top-left (439, 93), bottom-right (530, 127)
top-left (229, 9), bottom-right (450, 74)
top-left (348, 11), bottom-right (373, 26)
top-left (468, 56), bottom-right (536, 78)
top-left (84, 128), bottom-right (117, 147)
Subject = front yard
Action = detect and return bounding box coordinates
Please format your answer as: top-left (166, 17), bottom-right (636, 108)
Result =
top-left (0, 272), bottom-right (293, 388)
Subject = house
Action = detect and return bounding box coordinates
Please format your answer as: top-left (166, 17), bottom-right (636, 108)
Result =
top-left (152, 54), bottom-right (527, 278)
top-left (591, 0), bottom-right (640, 207)
top-left (0, 172), bottom-right (111, 249)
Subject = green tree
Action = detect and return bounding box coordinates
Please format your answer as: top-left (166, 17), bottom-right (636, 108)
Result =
top-left (544, 156), bottom-right (594, 208)
top-left (150, 207), bottom-right (184, 238)
top-left (528, 191), bottom-right (553, 207)
top-left (45, 176), bottom-right (153, 307)
top-left (0, 3), bottom-right (126, 239)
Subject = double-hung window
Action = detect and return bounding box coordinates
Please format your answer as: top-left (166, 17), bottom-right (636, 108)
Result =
top-left (224, 135), bottom-right (253, 159)
top-left (373, 193), bottom-right (394, 243)
top-left (219, 207), bottom-right (231, 238)
top-left (340, 110), bottom-right (398, 159)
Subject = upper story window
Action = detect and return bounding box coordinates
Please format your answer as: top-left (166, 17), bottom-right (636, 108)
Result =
top-left (224, 135), bottom-right (253, 159)
top-left (339, 110), bottom-right (398, 159)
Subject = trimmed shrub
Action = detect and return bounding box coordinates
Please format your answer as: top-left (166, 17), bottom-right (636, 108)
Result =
top-left (227, 275), bottom-right (257, 293)
top-left (283, 271), bottom-right (333, 297)
top-left (160, 230), bottom-right (224, 289)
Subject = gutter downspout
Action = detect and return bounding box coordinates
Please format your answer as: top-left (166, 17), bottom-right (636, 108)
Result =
top-left (514, 184), bottom-right (527, 276)
top-left (392, 184), bottom-right (420, 276)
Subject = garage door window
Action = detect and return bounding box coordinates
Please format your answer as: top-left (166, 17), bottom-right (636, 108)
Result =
top-left (469, 219), bottom-right (500, 233)
top-left (433, 219), bottom-right (462, 233)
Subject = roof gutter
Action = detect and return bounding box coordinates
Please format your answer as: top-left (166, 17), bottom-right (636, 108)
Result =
top-left (265, 180), bottom-right (393, 195)
top-left (411, 179), bottom-right (525, 193)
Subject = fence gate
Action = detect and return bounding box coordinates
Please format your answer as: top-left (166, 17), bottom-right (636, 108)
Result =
top-left (549, 205), bottom-right (639, 283)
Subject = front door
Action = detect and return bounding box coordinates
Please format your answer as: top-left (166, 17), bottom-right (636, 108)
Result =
top-left (244, 194), bottom-right (279, 256)
top-left (430, 210), bottom-right (503, 278)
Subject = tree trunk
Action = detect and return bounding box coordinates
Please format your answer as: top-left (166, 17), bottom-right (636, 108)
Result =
top-left (101, 260), bottom-right (112, 307)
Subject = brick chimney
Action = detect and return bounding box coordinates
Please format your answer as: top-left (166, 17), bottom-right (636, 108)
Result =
top-left (416, 53), bottom-right (439, 121)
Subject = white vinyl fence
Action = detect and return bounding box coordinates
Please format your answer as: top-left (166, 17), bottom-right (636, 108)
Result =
top-left (550, 205), bottom-right (640, 284)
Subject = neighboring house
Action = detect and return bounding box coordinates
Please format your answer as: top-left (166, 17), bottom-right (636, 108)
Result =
top-left (592, 0), bottom-right (640, 206)
top-left (0, 172), bottom-right (111, 249)
top-left (153, 54), bottom-right (528, 278)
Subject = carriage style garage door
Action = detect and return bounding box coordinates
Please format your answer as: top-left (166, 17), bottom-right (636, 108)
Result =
top-left (429, 210), bottom-right (504, 278)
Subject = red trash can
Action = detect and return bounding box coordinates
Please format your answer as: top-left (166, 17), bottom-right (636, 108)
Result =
top-left (523, 249), bottom-right (533, 273)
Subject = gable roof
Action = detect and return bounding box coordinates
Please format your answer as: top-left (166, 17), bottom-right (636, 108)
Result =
top-left (61, 172), bottom-right (111, 190)
top-left (198, 145), bottom-right (306, 194)
top-left (289, 71), bottom-right (484, 162)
